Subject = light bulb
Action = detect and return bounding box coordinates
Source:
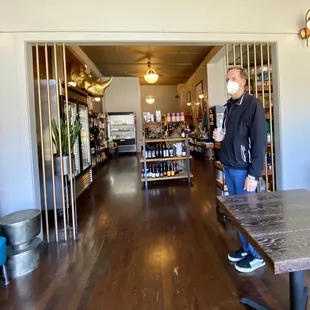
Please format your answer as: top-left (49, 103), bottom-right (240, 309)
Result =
top-left (94, 97), bottom-right (101, 102)
top-left (199, 94), bottom-right (204, 99)
top-left (146, 95), bottom-right (155, 104)
top-left (187, 102), bottom-right (192, 106)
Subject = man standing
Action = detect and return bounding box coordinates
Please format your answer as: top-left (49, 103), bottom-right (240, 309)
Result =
top-left (213, 67), bottom-right (267, 273)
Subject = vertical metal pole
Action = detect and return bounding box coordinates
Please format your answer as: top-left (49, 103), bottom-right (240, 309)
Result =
top-left (225, 43), bottom-right (229, 100)
top-left (35, 44), bottom-right (50, 243)
top-left (260, 43), bottom-right (268, 189)
top-left (247, 43), bottom-right (251, 95)
top-left (186, 135), bottom-right (190, 183)
top-left (143, 135), bottom-right (147, 188)
top-left (63, 44), bottom-right (76, 239)
top-left (267, 43), bottom-right (275, 191)
top-left (233, 43), bottom-right (236, 66)
top-left (253, 44), bottom-right (258, 98)
top-left (240, 44), bottom-right (243, 67)
top-left (53, 44), bottom-right (67, 241)
top-left (45, 43), bottom-right (59, 242)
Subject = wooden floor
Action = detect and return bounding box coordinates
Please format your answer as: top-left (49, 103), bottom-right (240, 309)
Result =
top-left (1, 156), bottom-right (309, 310)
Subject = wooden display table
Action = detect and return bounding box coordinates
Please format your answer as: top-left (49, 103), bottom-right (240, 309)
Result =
top-left (217, 189), bottom-right (310, 310)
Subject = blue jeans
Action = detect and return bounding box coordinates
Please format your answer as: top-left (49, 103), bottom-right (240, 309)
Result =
top-left (224, 167), bottom-right (261, 259)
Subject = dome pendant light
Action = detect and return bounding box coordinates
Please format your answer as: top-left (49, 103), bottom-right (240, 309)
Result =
top-left (144, 60), bottom-right (159, 84)
top-left (146, 95), bottom-right (155, 104)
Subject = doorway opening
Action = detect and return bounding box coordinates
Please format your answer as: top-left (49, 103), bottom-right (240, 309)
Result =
top-left (29, 41), bottom-right (277, 242)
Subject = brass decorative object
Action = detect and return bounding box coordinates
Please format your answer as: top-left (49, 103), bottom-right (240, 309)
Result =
top-left (70, 65), bottom-right (113, 97)
top-left (299, 9), bottom-right (310, 47)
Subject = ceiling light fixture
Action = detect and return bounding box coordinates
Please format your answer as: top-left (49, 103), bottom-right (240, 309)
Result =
top-left (199, 94), bottom-right (204, 99)
top-left (300, 9), bottom-right (310, 46)
top-left (144, 68), bottom-right (159, 84)
top-left (94, 97), bottom-right (101, 102)
top-left (146, 95), bottom-right (155, 104)
top-left (187, 102), bottom-right (192, 106)
top-left (195, 102), bottom-right (200, 106)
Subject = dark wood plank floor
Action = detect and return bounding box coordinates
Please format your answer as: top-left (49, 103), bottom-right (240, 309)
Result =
top-left (1, 156), bottom-right (309, 310)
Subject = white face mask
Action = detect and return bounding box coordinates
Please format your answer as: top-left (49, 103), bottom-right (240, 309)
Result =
top-left (227, 80), bottom-right (240, 95)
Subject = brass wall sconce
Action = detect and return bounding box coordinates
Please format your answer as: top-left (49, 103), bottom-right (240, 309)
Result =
top-left (300, 9), bottom-right (310, 46)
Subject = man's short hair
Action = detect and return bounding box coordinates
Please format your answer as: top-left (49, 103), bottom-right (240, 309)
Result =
top-left (227, 66), bottom-right (248, 81)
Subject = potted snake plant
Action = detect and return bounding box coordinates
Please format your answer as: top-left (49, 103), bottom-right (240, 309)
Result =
top-left (51, 108), bottom-right (81, 176)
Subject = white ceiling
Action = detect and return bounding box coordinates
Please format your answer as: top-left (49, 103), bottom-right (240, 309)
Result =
top-left (80, 45), bottom-right (215, 85)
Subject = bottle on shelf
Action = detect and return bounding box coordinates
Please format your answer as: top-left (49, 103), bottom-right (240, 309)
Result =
top-left (147, 148), bottom-right (152, 159)
top-left (156, 165), bottom-right (160, 178)
top-left (174, 162), bottom-right (179, 174)
top-left (167, 163), bottom-right (171, 177)
top-left (169, 145), bottom-right (174, 158)
top-left (163, 163), bottom-right (167, 176)
top-left (165, 144), bottom-right (169, 158)
top-left (182, 144), bottom-right (186, 157)
top-left (181, 128), bottom-right (185, 138)
top-left (144, 146), bottom-right (148, 159)
top-left (152, 147), bottom-right (156, 159)
top-left (155, 145), bottom-right (159, 158)
top-left (141, 168), bottom-right (144, 178)
top-left (152, 164), bottom-right (156, 178)
top-left (160, 164), bottom-right (164, 177)
top-left (170, 163), bottom-right (175, 176)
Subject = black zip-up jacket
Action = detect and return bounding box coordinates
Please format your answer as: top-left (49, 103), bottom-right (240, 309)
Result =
top-left (219, 92), bottom-right (267, 179)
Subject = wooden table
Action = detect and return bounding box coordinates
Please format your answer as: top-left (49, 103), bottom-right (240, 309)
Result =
top-left (216, 189), bottom-right (310, 310)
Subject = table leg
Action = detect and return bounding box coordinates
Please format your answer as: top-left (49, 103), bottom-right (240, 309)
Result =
top-left (240, 271), bottom-right (308, 310)
top-left (290, 271), bottom-right (308, 310)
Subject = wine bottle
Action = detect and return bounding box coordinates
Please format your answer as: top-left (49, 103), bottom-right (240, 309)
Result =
top-left (160, 144), bottom-right (163, 158)
top-left (166, 144), bottom-right (169, 158)
top-left (170, 163), bottom-right (175, 176)
top-left (160, 163), bottom-right (164, 177)
top-left (167, 162), bottom-right (171, 177)
top-left (152, 165), bottom-right (156, 178)
top-left (155, 144), bottom-right (158, 158)
top-left (141, 168), bottom-right (144, 178)
top-left (156, 165), bottom-right (160, 178)
top-left (181, 128), bottom-right (185, 138)
top-left (169, 145), bottom-right (174, 158)
top-left (163, 163), bottom-right (167, 176)
top-left (175, 162), bottom-right (179, 174)
top-left (182, 144), bottom-right (186, 157)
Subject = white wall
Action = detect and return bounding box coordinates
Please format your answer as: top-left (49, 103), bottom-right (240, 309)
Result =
top-left (104, 77), bottom-right (142, 151)
top-left (1, 0), bottom-right (310, 215)
top-left (140, 85), bottom-right (178, 114)
top-left (207, 48), bottom-right (227, 108)
top-left (184, 47), bottom-right (221, 124)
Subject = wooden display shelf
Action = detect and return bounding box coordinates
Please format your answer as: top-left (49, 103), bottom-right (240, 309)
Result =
top-left (140, 156), bottom-right (192, 163)
top-left (215, 161), bottom-right (223, 171)
top-left (141, 172), bottom-right (193, 182)
top-left (216, 179), bottom-right (228, 191)
top-left (145, 138), bottom-right (186, 143)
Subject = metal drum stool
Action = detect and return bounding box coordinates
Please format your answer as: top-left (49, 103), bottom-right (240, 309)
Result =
top-left (0, 237), bottom-right (9, 286)
top-left (0, 210), bottom-right (41, 278)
